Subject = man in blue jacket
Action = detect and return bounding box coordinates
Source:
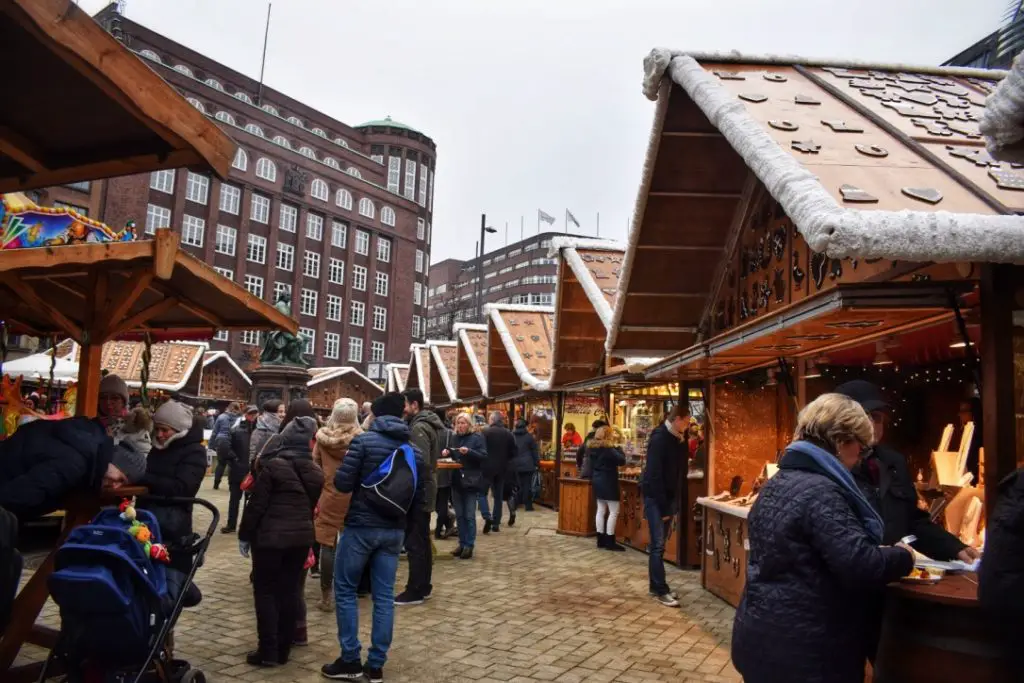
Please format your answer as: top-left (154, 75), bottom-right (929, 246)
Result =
top-left (321, 392), bottom-right (425, 683)
top-left (640, 405), bottom-right (689, 608)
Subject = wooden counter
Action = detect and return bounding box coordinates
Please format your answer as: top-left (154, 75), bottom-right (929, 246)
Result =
top-left (557, 477), bottom-right (596, 536)
top-left (616, 479), bottom-right (646, 550)
top-left (538, 460), bottom-right (558, 508)
top-left (697, 499), bottom-right (750, 608)
top-left (874, 574), bottom-right (1013, 683)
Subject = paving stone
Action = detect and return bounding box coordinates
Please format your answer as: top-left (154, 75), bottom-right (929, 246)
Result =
top-left (16, 478), bottom-right (739, 682)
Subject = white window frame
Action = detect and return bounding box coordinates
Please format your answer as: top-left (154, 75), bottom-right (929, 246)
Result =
top-left (381, 206), bottom-right (396, 227)
top-left (241, 330), bottom-right (260, 346)
top-left (245, 123), bottom-right (264, 137)
top-left (244, 274), bottom-right (264, 299)
top-left (247, 234), bottom-right (267, 264)
top-left (331, 221), bottom-right (347, 248)
top-left (299, 327), bottom-right (315, 355)
top-left (303, 250), bottom-right (321, 278)
top-left (413, 282), bottom-right (423, 305)
top-left (250, 194), bottom-right (271, 224)
top-left (324, 157), bottom-right (340, 170)
top-left (329, 258), bottom-right (344, 285)
top-left (231, 147), bottom-right (247, 171)
top-left (403, 159), bottom-right (416, 200)
top-left (387, 156), bottom-right (401, 193)
top-left (235, 91), bottom-right (253, 104)
top-left (288, 116), bottom-right (305, 128)
top-left (419, 163), bottom-right (429, 206)
top-left (417, 218), bottom-right (426, 241)
top-left (306, 213), bottom-right (324, 241)
top-left (371, 341), bottom-right (385, 363)
top-left (352, 265), bottom-right (367, 291)
top-left (350, 301), bottom-right (365, 327)
top-left (300, 288), bottom-right (318, 316)
top-left (219, 184), bottom-right (241, 215)
top-left (279, 204), bottom-right (298, 233)
top-left (326, 294), bottom-right (343, 321)
top-left (324, 332), bottom-right (340, 360)
top-left (184, 172), bottom-right (209, 205)
top-left (215, 225), bottom-right (237, 256)
top-left (150, 169), bottom-right (175, 194)
top-left (276, 243), bottom-right (295, 272)
top-left (354, 229), bottom-right (370, 255)
top-left (348, 337), bottom-right (363, 363)
top-left (255, 157), bottom-right (276, 181)
top-left (373, 305), bottom-right (387, 332)
top-left (216, 111), bottom-right (235, 125)
top-left (377, 237), bottom-right (392, 263)
top-left (300, 146), bottom-right (316, 159)
top-left (272, 135), bottom-right (291, 149)
top-left (358, 198), bottom-right (375, 219)
top-left (145, 204), bottom-right (171, 235)
top-left (415, 250), bottom-right (424, 273)
top-left (336, 189), bottom-right (353, 211)
top-left (181, 214), bottom-right (205, 247)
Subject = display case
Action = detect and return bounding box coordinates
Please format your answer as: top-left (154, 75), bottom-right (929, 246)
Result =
top-left (698, 498), bottom-right (751, 607)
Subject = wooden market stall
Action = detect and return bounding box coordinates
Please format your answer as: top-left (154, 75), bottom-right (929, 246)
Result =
top-left (607, 48), bottom-right (1024, 681)
top-left (404, 343), bottom-right (432, 404)
top-left (385, 362), bottom-right (410, 393)
top-left (427, 340), bottom-right (459, 408)
top-left (306, 366), bottom-right (383, 413)
top-left (453, 322), bottom-right (489, 408)
top-left (197, 350), bottom-right (252, 405)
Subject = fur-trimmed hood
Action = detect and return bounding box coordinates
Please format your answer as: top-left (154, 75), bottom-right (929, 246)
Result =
top-left (316, 422), bottom-right (361, 452)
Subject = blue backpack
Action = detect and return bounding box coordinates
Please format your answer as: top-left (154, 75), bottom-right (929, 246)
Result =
top-left (361, 444), bottom-right (419, 519)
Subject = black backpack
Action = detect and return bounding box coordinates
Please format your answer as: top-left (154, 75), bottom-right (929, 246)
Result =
top-left (361, 444), bottom-right (419, 519)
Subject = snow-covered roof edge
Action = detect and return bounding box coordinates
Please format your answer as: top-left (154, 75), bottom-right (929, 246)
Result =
top-left (981, 49), bottom-right (1024, 162)
top-left (203, 350), bottom-right (252, 386)
top-left (487, 305), bottom-right (554, 392)
top-left (407, 344), bottom-right (430, 401)
top-left (451, 322), bottom-right (487, 333)
top-left (307, 366), bottom-right (383, 394)
top-left (428, 343), bottom-right (457, 403)
top-left (561, 245), bottom-right (619, 332)
top-left (384, 363), bottom-right (409, 392)
top-left (606, 77), bottom-right (672, 356)
top-left (59, 339), bottom-right (210, 391)
top-left (642, 49), bottom-right (1004, 100)
top-left (546, 236), bottom-right (624, 258)
top-left (456, 326), bottom-right (488, 395)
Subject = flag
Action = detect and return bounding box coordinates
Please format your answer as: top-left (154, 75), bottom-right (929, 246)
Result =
top-left (566, 209), bottom-right (580, 228)
top-left (538, 209), bottom-right (555, 225)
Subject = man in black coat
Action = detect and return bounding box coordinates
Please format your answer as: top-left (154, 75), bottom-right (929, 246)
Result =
top-left (640, 406), bottom-right (689, 608)
top-left (480, 412), bottom-right (516, 534)
top-left (222, 405), bottom-right (258, 533)
top-left (836, 380), bottom-right (978, 563)
top-left (979, 467), bottom-right (1024, 680)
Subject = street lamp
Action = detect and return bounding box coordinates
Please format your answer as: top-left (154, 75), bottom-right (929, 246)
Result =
top-left (476, 213), bottom-right (498, 322)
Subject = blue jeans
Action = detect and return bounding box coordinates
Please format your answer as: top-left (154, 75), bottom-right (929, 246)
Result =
top-left (643, 497), bottom-right (673, 596)
top-left (452, 487), bottom-right (477, 548)
top-left (334, 526), bottom-right (404, 669)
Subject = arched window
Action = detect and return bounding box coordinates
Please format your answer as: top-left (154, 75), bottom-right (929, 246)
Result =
top-left (310, 178), bottom-right (329, 202)
top-left (139, 49), bottom-right (162, 63)
top-left (287, 116), bottom-right (304, 128)
top-left (215, 111), bottom-right (235, 125)
top-left (312, 127), bottom-right (328, 138)
top-left (381, 206), bottom-right (396, 226)
top-left (336, 189), bottom-right (353, 210)
top-left (299, 146), bottom-right (316, 159)
top-left (359, 198), bottom-right (375, 219)
top-left (235, 91), bottom-right (253, 104)
top-left (255, 157), bottom-right (277, 182)
top-left (346, 167), bottom-right (362, 179)
top-left (272, 135), bottom-right (291, 149)
top-left (262, 104), bottom-right (279, 115)
top-left (186, 98), bottom-right (205, 113)
top-left (205, 78), bottom-right (223, 90)
top-left (245, 123), bottom-right (265, 137)
top-left (334, 137), bottom-right (349, 148)
top-left (323, 157), bottom-right (340, 170)
top-left (232, 148), bottom-right (248, 172)
top-left (174, 64), bottom-right (194, 77)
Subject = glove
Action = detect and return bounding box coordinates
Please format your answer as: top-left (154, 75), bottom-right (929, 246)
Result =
top-left (239, 540), bottom-right (251, 558)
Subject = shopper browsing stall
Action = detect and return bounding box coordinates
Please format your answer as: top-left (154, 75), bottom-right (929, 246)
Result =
top-left (589, 426), bottom-right (626, 552)
top-left (446, 413), bottom-right (488, 559)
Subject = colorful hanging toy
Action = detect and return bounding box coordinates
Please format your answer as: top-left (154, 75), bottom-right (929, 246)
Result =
top-left (119, 498), bottom-right (170, 564)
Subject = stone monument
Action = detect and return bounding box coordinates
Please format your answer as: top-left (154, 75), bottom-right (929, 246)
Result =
top-left (249, 296), bottom-right (312, 407)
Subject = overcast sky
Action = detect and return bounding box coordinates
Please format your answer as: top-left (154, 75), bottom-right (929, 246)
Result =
top-left (82, 0), bottom-right (1006, 262)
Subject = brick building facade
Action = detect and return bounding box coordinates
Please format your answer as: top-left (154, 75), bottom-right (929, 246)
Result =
top-left (31, 4), bottom-right (436, 380)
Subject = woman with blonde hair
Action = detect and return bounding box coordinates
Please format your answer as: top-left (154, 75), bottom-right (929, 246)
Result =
top-left (443, 412), bottom-right (488, 559)
top-left (589, 425), bottom-right (626, 551)
top-left (731, 393), bottom-right (914, 683)
top-left (313, 398), bottom-right (362, 611)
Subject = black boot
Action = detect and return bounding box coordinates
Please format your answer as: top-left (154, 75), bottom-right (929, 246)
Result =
top-left (605, 535), bottom-right (627, 552)
top-left (596, 533), bottom-right (606, 548)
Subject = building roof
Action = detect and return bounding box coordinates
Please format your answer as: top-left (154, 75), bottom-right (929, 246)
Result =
top-left (427, 340), bottom-right (458, 405)
top-left (385, 363), bottom-right (409, 393)
top-left (485, 304), bottom-right (555, 395)
top-left (1, 0), bottom-right (236, 192)
top-left (406, 344), bottom-right (432, 403)
top-left (203, 351), bottom-right (251, 385)
top-left (454, 323), bottom-right (488, 399)
top-left (608, 48), bottom-right (1023, 359)
top-left (355, 116), bottom-right (422, 134)
top-left (306, 365), bottom-right (379, 389)
top-left (59, 339), bottom-right (208, 392)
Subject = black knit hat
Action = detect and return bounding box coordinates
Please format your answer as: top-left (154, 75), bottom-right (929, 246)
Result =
top-left (835, 380), bottom-right (890, 413)
top-left (372, 392), bottom-right (405, 419)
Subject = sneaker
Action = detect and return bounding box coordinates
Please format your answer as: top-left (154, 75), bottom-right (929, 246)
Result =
top-left (310, 565), bottom-right (321, 578)
top-left (508, 512), bottom-right (516, 527)
top-left (246, 650), bottom-right (280, 667)
top-left (492, 525), bottom-right (501, 533)
top-left (653, 592), bottom-right (680, 608)
top-left (450, 545), bottom-right (464, 557)
top-left (483, 520), bottom-right (492, 534)
top-left (364, 665), bottom-right (384, 683)
top-left (321, 658), bottom-right (364, 679)
top-left (394, 590), bottom-right (424, 606)
top-left (220, 526), bottom-right (236, 534)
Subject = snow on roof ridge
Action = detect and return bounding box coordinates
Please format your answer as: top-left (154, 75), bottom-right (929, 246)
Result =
top-left (428, 343), bottom-right (457, 402)
top-left (306, 365), bottom-right (381, 393)
top-left (424, 339), bottom-right (458, 347)
top-left (562, 246), bottom-right (615, 331)
top-left (486, 306), bottom-right (552, 392)
top-left (643, 47), bottom-right (1005, 100)
top-left (981, 49), bottom-right (1024, 161)
top-left (483, 303), bottom-right (555, 315)
top-left (456, 326), bottom-right (488, 395)
top-left (547, 236), bottom-right (624, 257)
top-left (452, 322), bottom-right (487, 333)
top-left (202, 350), bottom-right (252, 385)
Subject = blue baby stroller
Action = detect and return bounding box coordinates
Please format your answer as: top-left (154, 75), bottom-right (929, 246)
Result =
top-left (39, 497), bottom-right (219, 683)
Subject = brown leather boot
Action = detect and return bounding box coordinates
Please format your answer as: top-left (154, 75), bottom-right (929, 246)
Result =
top-left (317, 588), bottom-right (333, 612)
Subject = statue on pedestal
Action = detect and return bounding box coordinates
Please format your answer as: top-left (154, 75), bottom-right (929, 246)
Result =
top-left (259, 296), bottom-right (310, 367)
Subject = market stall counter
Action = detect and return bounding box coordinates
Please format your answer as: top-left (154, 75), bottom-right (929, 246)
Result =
top-left (557, 476), bottom-right (596, 536)
top-left (696, 497), bottom-right (751, 608)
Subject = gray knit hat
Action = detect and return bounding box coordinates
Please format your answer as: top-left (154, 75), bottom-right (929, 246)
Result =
top-left (152, 400), bottom-right (194, 434)
top-left (99, 373), bottom-right (130, 404)
top-left (110, 443), bottom-right (147, 483)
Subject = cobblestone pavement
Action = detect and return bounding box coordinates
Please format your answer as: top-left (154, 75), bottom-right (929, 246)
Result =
top-left (21, 478), bottom-right (740, 683)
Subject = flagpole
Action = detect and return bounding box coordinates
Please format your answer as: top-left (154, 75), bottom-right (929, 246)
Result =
top-left (564, 209), bottom-right (568, 234)
top-left (256, 2), bottom-right (272, 106)
top-left (536, 210), bottom-right (540, 235)
top-left (520, 216), bottom-right (524, 242)
top-left (504, 221), bottom-right (508, 247)
top-left (596, 212), bottom-right (600, 238)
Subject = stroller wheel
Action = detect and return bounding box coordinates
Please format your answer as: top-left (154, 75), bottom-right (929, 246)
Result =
top-left (179, 667), bottom-right (207, 683)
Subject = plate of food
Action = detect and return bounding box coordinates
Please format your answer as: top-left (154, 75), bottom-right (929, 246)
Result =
top-left (901, 566), bottom-right (945, 585)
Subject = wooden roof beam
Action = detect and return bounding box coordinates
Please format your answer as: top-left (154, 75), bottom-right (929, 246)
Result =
top-left (648, 191), bottom-right (743, 199)
top-left (619, 325), bottom-right (698, 333)
top-left (0, 274), bottom-right (82, 341)
top-left (96, 269), bottom-right (155, 338)
top-left (627, 292), bottom-right (707, 298)
top-left (108, 297), bottom-right (179, 338)
top-left (636, 245), bottom-right (724, 252)
top-left (0, 125), bottom-right (47, 172)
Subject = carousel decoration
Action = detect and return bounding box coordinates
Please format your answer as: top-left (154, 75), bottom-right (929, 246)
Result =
top-left (0, 194), bottom-right (137, 250)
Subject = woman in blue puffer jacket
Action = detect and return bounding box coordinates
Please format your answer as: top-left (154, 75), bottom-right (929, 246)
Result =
top-left (444, 413), bottom-right (487, 559)
top-left (732, 393), bottom-right (914, 683)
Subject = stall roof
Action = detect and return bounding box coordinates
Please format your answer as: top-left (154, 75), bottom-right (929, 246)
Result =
top-left (453, 323), bottom-right (488, 400)
top-left (203, 350), bottom-right (251, 386)
top-left (405, 344), bottom-right (432, 403)
top-left (427, 340), bottom-right (458, 405)
top-left (385, 363), bottom-right (409, 393)
top-left (0, 229), bottom-right (297, 340)
top-left (0, 0), bottom-right (235, 192)
top-left (58, 338), bottom-right (208, 391)
top-left (485, 304), bottom-right (555, 396)
top-left (308, 366), bottom-right (380, 391)
top-left (609, 49), bottom-right (1021, 359)
top-left (547, 237), bottom-right (629, 387)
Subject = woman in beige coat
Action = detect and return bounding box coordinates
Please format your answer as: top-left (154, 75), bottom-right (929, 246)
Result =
top-left (312, 397), bottom-right (362, 610)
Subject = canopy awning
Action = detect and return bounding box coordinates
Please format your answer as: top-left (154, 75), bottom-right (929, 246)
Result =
top-left (453, 323), bottom-right (488, 401)
top-left (644, 282), bottom-right (965, 379)
top-left (2, 353), bottom-right (78, 382)
top-left (0, 0), bottom-right (236, 192)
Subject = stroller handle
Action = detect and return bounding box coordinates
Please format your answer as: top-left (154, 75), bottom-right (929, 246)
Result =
top-left (133, 495), bottom-right (221, 545)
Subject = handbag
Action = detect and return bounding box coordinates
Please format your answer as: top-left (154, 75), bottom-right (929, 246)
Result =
top-left (304, 547), bottom-right (316, 570)
top-left (240, 471), bottom-right (255, 492)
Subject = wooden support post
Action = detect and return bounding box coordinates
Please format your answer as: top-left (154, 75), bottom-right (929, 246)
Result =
top-left (76, 341), bottom-right (102, 417)
top-left (980, 264), bottom-right (1017, 517)
top-left (554, 391), bottom-right (565, 511)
